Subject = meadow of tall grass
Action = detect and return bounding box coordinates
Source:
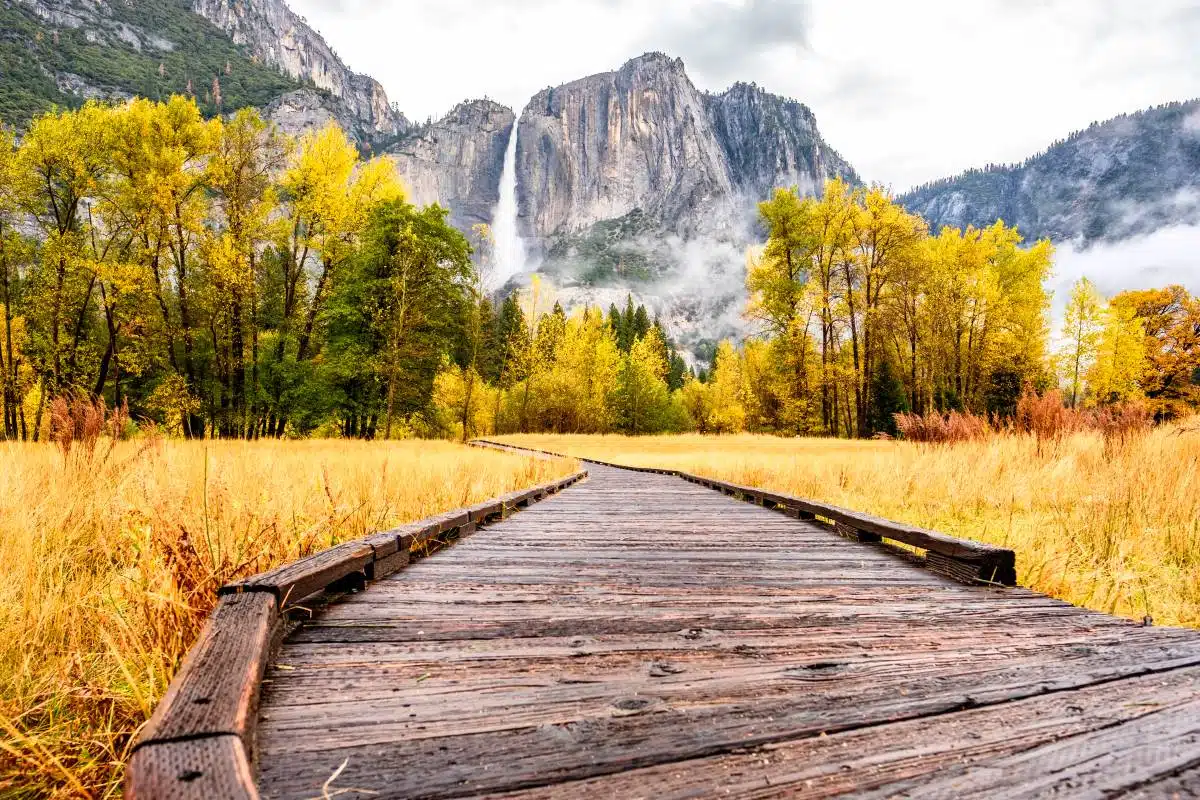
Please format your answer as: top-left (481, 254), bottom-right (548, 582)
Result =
top-left (500, 422), bottom-right (1200, 630)
top-left (0, 435), bottom-right (574, 798)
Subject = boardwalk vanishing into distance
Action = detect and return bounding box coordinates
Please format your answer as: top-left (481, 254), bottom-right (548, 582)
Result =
top-left (246, 458), bottom-right (1200, 799)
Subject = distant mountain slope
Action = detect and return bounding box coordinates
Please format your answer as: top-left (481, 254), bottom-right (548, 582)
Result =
top-left (0, 0), bottom-right (407, 144)
top-left (0, 0), bottom-right (297, 124)
top-left (707, 80), bottom-right (860, 205)
top-left (191, 0), bottom-right (407, 139)
top-left (899, 100), bottom-right (1200, 244)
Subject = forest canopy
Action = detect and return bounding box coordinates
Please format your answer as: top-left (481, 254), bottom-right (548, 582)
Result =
top-left (0, 99), bottom-right (1196, 442)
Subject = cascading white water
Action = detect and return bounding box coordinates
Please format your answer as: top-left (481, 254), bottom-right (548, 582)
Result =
top-left (490, 121), bottom-right (527, 290)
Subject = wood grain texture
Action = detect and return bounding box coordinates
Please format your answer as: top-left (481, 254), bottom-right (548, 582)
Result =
top-left (136, 592), bottom-right (276, 750)
top-left (220, 541), bottom-right (373, 607)
top-left (472, 667), bottom-right (1200, 800)
top-left (254, 462), bottom-right (1200, 799)
top-left (1124, 766), bottom-right (1200, 798)
top-left (366, 549), bottom-right (410, 581)
top-left (125, 736), bottom-right (258, 800)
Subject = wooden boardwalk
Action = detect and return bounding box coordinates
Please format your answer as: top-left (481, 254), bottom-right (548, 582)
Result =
top-left (254, 462), bottom-right (1200, 799)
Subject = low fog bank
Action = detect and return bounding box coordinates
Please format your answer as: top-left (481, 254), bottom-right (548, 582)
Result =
top-left (1049, 223), bottom-right (1200, 331)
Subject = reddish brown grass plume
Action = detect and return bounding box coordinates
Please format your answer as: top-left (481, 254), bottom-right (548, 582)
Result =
top-left (892, 409), bottom-right (989, 444)
top-left (48, 393), bottom-right (129, 461)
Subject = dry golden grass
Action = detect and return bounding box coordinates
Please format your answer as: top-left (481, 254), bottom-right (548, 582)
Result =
top-left (0, 438), bottom-right (574, 798)
top-left (500, 425), bottom-right (1200, 630)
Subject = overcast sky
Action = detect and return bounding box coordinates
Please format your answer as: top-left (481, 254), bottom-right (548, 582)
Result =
top-left (289, 0), bottom-right (1200, 191)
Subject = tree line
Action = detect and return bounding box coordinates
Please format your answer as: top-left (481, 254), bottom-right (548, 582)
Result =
top-left (1059, 278), bottom-right (1200, 420)
top-left (0, 97), bottom-right (477, 439)
top-left (2, 98), bottom-right (1195, 442)
top-left (720, 180), bottom-right (1053, 437)
top-left (690, 181), bottom-right (1197, 437)
top-left (0, 96), bottom-right (699, 441)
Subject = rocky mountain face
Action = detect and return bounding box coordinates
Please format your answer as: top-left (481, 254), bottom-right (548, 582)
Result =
top-left (387, 100), bottom-right (515, 233)
top-left (3, 0), bottom-right (400, 145)
top-left (514, 53), bottom-right (858, 249)
top-left (2, 0), bottom-right (300, 123)
top-left (190, 0), bottom-right (408, 142)
top-left (899, 100), bottom-right (1200, 245)
top-left (516, 54), bottom-right (735, 245)
top-left (707, 81), bottom-right (859, 205)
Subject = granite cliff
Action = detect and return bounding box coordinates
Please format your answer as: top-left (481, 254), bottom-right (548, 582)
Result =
top-left (191, 0), bottom-right (408, 141)
top-left (514, 53), bottom-right (858, 250)
top-left (387, 100), bottom-right (515, 234)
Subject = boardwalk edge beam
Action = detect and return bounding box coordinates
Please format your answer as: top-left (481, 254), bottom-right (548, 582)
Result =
top-left (124, 466), bottom-right (586, 799)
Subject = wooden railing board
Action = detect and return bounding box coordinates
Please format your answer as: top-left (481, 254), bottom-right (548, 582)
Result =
top-left (134, 592), bottom-right (276, 751)
top-left (673, 468), bottom-right (1016, 585)
top-left (219, 541), bottom-right (374, 607)
top-left (361, 530), bottom-right (401, 559)
top-left (366, 549), bottom-right (410, 581)
top-left (467, 499), bottom-right (505, 524)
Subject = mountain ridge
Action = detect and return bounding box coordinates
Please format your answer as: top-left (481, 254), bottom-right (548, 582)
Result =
top-left (513, 52), bottom-right (859, 249)
top-left (898, 99), bottom-right (1200, 245)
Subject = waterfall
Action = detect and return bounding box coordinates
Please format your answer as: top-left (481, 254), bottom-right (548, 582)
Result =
top-left (490, 120), bottom-right (526, 290)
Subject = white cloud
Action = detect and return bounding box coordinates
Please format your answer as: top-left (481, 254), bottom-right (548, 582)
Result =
top-left (289, 0), bottom-right (1200, 189)
top-left (1048, 224), bottom-right (1200, 333)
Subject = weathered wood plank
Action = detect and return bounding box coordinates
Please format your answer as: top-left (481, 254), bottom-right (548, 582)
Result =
top-left (1123, 765), bottom-right (1200, 798)
top-left (256, 633), bottom-right (1200, 747)
top-left (449, 666), bottom-right (1200, 800)
top-left (467, 499), bottom-right (504, 524)
top-left (256, 652), bottom-right (1200, 799)
top-left (860, 695), bottom-right (1200, 798)
top-left (136, 592), bottom-right (275, 750)
top-left (219, 541), bottom-right (373, 607)
top-left (360, 530), bottom-right (400, 559)
top-left (366, 548), bottom-right (410, 581)
top-left (125, 735), bottom-right (257, 800)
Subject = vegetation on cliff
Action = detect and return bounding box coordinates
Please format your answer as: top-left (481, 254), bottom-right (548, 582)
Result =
top-left (0, 0), bottom-right (299, 125)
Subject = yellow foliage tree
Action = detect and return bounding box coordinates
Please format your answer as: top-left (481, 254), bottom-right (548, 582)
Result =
top-left (707, 340), bottom-right (748, 433)
top-left (618, 325), bottom-right (671, 434)
top-left (1059, 276), bottom-right (1105, 408)
top-left (1086, 301), bottom-right (1146, 405)
top-left (431, 360), bottom-right (495, 440)
top-left (539, 308), bottom-right (621, 433)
